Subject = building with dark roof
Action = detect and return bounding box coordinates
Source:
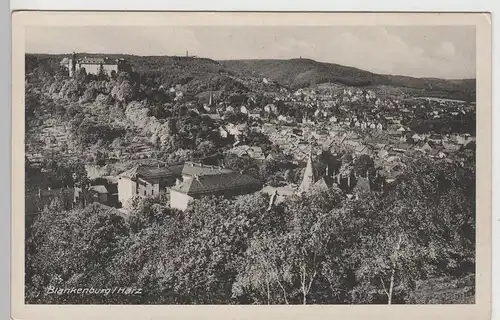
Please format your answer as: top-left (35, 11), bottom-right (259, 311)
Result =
top-left (117, 163), bottom-right (183, 208)
top-left (170, 164), bottom-right (262, 211)
top-left (89, 185), bottom-right (109, 204)
top-left (181, 162), bottom-right (233, 180)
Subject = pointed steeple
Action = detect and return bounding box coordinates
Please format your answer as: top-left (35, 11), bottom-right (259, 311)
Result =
top-left (268, 190), bottom-right (278, 211)
top-left (298, 147), bottom-right (315, 194)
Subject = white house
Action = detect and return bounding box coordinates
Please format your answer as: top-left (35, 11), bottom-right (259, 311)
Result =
top-left (117, 164), bottom-right (183, 208)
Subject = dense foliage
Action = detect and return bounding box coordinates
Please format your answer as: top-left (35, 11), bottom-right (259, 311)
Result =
top-left (25, 157), bottom-right (475, 304)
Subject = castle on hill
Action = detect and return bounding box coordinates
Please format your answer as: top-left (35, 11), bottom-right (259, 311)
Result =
top-left (63, 52), bottom-right (129, 77)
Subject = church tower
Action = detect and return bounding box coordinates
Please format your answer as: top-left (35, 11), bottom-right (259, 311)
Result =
top-left (298, 148), bottom-right (315, 194)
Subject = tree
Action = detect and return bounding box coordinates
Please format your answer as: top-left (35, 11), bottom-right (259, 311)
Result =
top-left (25, 90), bottom-right (42, 133)
top-left (193, 140), bottom-right (216, 159)
top-left (97, 63), bottom-right (108, 81)
top-left (75, 67), bottom-right (87, 84)
top-left (111, 80), bottom-right (136, 105)
top-left (148, 104), bottom-right (170, 120)
top-left (234, 191), bottom-right (345, 304)
top-left (79, 87), bottom-right (98, 104)
top-left (223, 153), bottom-right (260, 178)
top-left (25, 203), bottom-right (129, 303)
top-left (353, 154), bottom-right (375, 177)
top-left (352, 159), bottom-right (475, 304)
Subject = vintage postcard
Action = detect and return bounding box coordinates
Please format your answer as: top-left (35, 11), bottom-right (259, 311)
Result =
top-left (11, 11), bottom-right (491, 320)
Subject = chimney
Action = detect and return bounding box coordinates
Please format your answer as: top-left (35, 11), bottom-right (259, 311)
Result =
top-left (326, 164), bottom-right (329, 177)
top-left (347, 175), bottom-right (351, 188)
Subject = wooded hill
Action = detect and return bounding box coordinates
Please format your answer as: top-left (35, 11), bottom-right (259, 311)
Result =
top-left (222, 59), bottom-right (476, 102)
top-left (27, 53), bottom-right (476, 102)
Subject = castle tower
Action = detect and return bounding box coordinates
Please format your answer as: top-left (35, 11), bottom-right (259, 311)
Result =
top-left (298, 148), bottom-right (315, 194)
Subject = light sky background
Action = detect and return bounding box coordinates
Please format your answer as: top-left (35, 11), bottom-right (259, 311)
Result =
top-left (26, 26), bottom-right (476, 79)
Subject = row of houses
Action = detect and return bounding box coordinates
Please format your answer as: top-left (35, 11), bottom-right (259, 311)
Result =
top-left (116, 161), bottom-right (262, 211)
top-left (29, 132), bottom-right (472, 217)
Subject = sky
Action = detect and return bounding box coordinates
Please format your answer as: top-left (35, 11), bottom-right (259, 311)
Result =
top-left (26, 26), bottom-right (476, 79)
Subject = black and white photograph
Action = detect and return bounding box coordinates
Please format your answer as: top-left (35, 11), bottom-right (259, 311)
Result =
top-left (18, 12), bottom-right (487, 309)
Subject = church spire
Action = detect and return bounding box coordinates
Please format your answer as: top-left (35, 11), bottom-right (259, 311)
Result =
top-left (298, 147), bottom-right (315, 194)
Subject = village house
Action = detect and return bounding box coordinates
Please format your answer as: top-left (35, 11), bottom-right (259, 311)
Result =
top-left (89, 185), bottom-right (108, 204)
top-left (277, 115), bottom-right (294, 124)
top-left (429, 148), bottom-right (447, 159)
top-left (174, 91), bottom-right (184, 102)
top-left (228, 145), bottom-right (266, 161)
top-left (248, 111), bottom-right (261, 119)
top-left (264, 103), bottom-right (277, 114)
top-left (205, 113), bottom-right (221, 121)
top-left (170, 163), bottom-right (262, 211)
top-left (91, 176), bottom-right (119, 207)
top-left (428, 134), bottom-right (443, 144)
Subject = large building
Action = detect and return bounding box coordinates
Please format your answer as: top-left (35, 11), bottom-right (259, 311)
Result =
top-left (65, 52), bottom-right (128, 77)
top-left (170, 162), bottom-right (262, 211)
top-left (117, 163), bottom-right (183, 208)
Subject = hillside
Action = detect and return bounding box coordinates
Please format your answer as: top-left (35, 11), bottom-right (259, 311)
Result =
top-left (221, 58), bottom-right (476, 101)
top-left (26, 53), bottom-right (476, 101)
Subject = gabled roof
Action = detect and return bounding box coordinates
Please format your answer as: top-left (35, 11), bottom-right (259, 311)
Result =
top-left (393, 142), bottom-right (409, 151)
top-left (89, 185), bottom-right (108, 194)
top-left (182, 162), bottom-right (233, 177)
top-left (119, 164), bottom-right (183, 180)
top-left (78, 57), bottom-right (116, 65)
top-left (228, 145), bottom-right (266, 159)
top-left (204, 113), bottom-right (221, 120)
top-left (84, 202), bottom-right (128, 219)
top-left (39, 187), bottom-right (76, 198)
top-left (312, 176), bottom-right (337, 192)
top-left (172, 171), bottom-right (262, 196)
